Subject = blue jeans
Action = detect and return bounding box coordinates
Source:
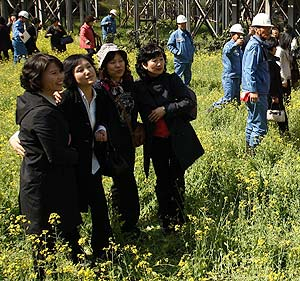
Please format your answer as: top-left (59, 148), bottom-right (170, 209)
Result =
top-left (174, 61), bottom-right (192, 86)
top-left (213, 77), bottom-right (241, 108)
top-left (245, 94), bottom-right (268, 147)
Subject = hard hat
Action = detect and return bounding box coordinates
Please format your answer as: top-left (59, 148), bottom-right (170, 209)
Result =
top-left (110, 9), bottom-right (118, 16)
top-left (251, 13), bottom-right (273, 27)
top-left (229, 23), bottom-right (244, 34)
top-left (18, 10), bottom-right (29, 19)
top-left (177, 15), bottom-right (187, 24)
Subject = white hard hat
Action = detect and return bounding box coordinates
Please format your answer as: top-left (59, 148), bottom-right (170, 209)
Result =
top-left (18, 10), bottom-right (29, 19)
top-left (229, 23), bottom-right (244, 34)
top-left (110, 9), bottom-right (118, 16)
top-left (177, 15), bottom-right (187, 24)
top-left (251, 13), bottom-right (273, 27)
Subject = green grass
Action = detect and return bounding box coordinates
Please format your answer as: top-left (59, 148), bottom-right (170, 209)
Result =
top-left (1, 31), bottom-right (300, 280)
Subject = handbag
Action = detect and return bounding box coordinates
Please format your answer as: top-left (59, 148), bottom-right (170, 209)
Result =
top-left (60, 35), bottom-right (73, 45)
top-left (101, 141), bottom-right (130, 177)
top-left (267, 109), bottom-right (286, 122)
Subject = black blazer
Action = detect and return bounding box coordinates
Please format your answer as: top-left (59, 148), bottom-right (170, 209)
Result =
top-left (134, 73), bottom-right (204, 176)
top-left (60, 87), bottom-right (102, 211)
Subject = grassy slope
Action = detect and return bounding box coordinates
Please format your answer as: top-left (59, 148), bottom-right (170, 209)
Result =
top-left (1, 31), bottom-right (300, 280)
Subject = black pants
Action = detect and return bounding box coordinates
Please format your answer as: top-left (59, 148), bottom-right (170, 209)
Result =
top-left (150, 137), bottom-right (185, 227)
top-left (111, 148), bottom-right (140, 232)
top-left (86, 170), bottom-right (112, 257)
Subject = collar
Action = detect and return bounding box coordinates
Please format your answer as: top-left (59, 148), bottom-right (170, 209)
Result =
top-left (77, 87), bottom-right (96, 101)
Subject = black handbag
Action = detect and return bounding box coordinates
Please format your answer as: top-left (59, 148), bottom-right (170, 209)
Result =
top-left (101, 141), bottom-right (129, 177)
top-left (60, 35), bottom-right (73, 45)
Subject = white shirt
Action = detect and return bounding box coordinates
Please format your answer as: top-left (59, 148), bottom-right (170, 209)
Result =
top-left (78, 87), bottom-right (101, 175)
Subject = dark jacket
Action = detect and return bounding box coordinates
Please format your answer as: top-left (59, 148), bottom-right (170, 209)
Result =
top-left (16, 91), bottom-right (81, 234)
top-left (45, 25), bottom-right (67, 52)
top-left (94, 79), bottom-right (137, 168)
top-left (134, 72), bottom-right (204, 176)
top-left (25, 24), bottom-right (39, 55)
top-left (268, 54), bottom-right (283, 99)
top-left (0, 23), bottom-right (11, 51)
top-left (60, 87), bottom-right (102, 211)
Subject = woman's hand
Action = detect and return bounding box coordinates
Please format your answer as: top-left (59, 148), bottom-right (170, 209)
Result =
top-left (9, 132), bottom-right (25, 157)
top-left (272, 97), bottom-right (279, 104)
top-left (95, 130), bottom-right (107, 142)
top-left (148, 106), bottom-right (166, 122)
top-left (53, 91), bottom-right (63, 104)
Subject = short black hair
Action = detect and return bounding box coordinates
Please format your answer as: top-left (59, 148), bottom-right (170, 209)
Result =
top-left (20, 53), bottom-right (63, 92)
top-left (50, 16), bottom-right (59, 24)
top-left (63, 54), bottom-right (97, 89)
top-left (100, 50), bottom-right (132, 81)
top-left (135, 42), bottom-right (167, 79)
top-left (279, 32), bottom-right (292, 50)
top-left (32, 17), bottom-right (41, 24)
top-left (265, 37), bottom-right (278, 50)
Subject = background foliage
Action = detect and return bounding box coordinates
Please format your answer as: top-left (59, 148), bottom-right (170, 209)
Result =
top-left (1, 31), bottom-right (300, 280)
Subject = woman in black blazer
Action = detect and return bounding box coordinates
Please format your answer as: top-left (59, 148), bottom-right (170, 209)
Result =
top-left (135, 43), bottom-right (204, 234)
top-left (16, 53), bottom-right (81, 276)
top-left (61, 54), bottom-right (112, 260)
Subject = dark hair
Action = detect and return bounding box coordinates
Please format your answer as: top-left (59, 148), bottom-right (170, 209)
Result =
top-left (20, 53), bottom-right (63, 92)
top-left (100, 50), bottom-right (132, 81)
top-left (50, 16), bottom-right (59, 24)
top-left (32, 17), bottom-right (41, 25)
top-left (63, 54), bottom-right (97, 89)
top-left (265, 37), bottom-right (278, 50)
top-left (85, 15), bottom-right (95, 24)
top-left (279, 32), bottom-right (292, 50)
top-left (0, 16), bottom-right (6, 25)
top-left (135, 42), bottom-right (167, 79)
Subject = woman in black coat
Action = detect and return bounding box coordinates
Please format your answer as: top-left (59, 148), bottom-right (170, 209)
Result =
top-left (266, 37), bottom-right (289, 134)
top-left (0, 16), bottom-right (11, 60)
top-left (45, 17), bottom-right (67, 52)
top-left (94, 44), bottom-right (142, 236)
top-left (135, 43), bottom-right (204, 234)
top-left (61, 54), bottom-right (112, 259)
top-left (16, 54), bottom-right (81, 274)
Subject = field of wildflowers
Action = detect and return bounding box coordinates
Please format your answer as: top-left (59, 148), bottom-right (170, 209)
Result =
top-left (1, 31), bottom-right (300, 280)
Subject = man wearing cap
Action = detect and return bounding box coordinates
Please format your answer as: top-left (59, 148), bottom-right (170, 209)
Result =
top-left (167, 15), bottom-right (195, 86)
top-left (242, 13), bottom-right (273, 153)
top-left (100, 9), bottom-right (117, 43)
top-left (12, 10), bottom-right (29, 63)
top-left (208, 24), bottom-right (244, 111)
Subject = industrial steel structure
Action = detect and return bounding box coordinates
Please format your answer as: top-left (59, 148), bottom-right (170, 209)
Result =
top-left (0, 0), bottom-right (299, 36)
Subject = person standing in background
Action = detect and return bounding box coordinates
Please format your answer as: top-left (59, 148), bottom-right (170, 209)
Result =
top-left (100, 9), bottom-right (117, 43)
top-left (0, 16), bottom-right (11, 61)
top-left (80, 15), bottom-right (98, 59)
top-left (25, 17), bottom-right (41, 55)
top-left (45, 17), bottom-right (67, 52)
top-left (12, 11), bottom-right (29, 63)
top-left (242, 13), bottom-right (273, 153)
top-left (167, 15), bottom-right (195, 86)
top-left (208, 23), bottom-right (244, 111)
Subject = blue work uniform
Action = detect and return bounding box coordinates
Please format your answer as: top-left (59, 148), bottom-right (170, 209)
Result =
top-left (213, 39), bottom-right (243, 108)
top-left (12, 19), bottom-right (28, 63)
top-left (100, 15), bottom-right (116, 41)
top-left (167, 28), bottom-right (195, 86)
top-left (242, 35), bottom-right (270, 147)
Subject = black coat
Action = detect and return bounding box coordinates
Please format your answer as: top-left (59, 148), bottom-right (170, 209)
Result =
top-left (60, 88), bottom-right (103, 211)
top-left (134, 73), bottom-right (204, 176)
top-left (45, 25), bottom-right (67, 52)
top-left (94, 79), bottom-right (137, 168)
top-left (16, 92), bottom-right (81, 234)
top-left (0, 24), bottom-right (11, 51)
